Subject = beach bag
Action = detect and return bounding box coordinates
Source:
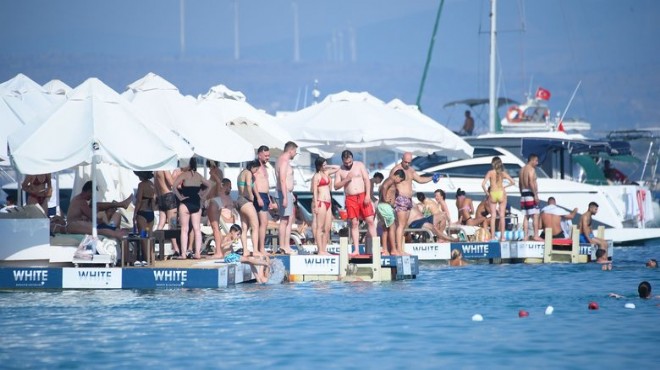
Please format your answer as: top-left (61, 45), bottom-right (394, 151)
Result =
top-left (73, 235), bottom-right (97, 260)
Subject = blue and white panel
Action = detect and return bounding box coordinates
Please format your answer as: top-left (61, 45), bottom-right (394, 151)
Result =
top-left (454, 242), bottom-right (501, 259)
top-left (62, 268), bottom-right (122, 289)
top-left (121, 269), bottom-right (220, 289)
top-left (0, 268), bottom-right (62, 289)
top-left (405, 242), bottom-right (451, 260)
top-left (290, 255), bottom-right (339, 275)
top-left (511, 241), bottom-right (545, 259)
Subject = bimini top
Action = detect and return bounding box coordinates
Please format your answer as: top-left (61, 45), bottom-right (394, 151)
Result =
top-left (521, 138), bottom-right (632, 164)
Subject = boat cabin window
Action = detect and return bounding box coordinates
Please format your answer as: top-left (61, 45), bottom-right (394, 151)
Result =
top-left (424, 163), bottom-right (522, 179)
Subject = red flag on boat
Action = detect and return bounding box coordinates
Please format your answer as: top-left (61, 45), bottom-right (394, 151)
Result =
top-left (557, 119), bottom-right (565, 132)
top-left (535, 87), bottom-right (551, 101)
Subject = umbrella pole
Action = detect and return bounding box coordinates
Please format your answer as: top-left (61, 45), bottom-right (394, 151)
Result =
top-left (91, 154), bottom-right (98, 239)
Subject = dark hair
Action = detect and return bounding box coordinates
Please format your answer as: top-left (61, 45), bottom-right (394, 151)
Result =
top-left (434, 189), bottom-right (446, 200)
top-left (82, 181), bottom-right (93, 193)
top-left (527, 153), bottom-right (538, 162)
top-left (134, 171), bottom-right (154, 181)
top-left (547, 197), bottom-right (556, 203)
top-left (373, 172), bottom-right (384, 181)
top-left (589, 201), bottom-right (599, 208)
top-left (315, 157), bottom-right (327, 172)
top-left (229, 224), bottom-right (242, 234)
top-left (341, 150), bottom-right (353, 160)
top-left (456, 188), bottom-right (466, 197)
top-left (257, 145), bottom-right (270, 153)
top-left (206, 159), bottom-right (217, 168)
top-left (221, 178), bottom-right (232, 187)
top-left (416, 192), bottom-right (426, 202)
top-left (6, 194), bottom-right (16, 203)
top-left (246, 159), bottom-right (261, 171)
top-left (393, 169), bottom-right (405, 180)
top-left (638, 281), bottom-right (652, 298)
top-left (595, 249), bottom-right (607, 259)
top-left (188, 157), bottom-right (198, 171)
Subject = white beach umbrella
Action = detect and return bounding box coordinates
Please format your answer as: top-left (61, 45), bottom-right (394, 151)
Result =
top-left (0, 73), bottom-right (60, 161)
top-left (9, 77), bottom-right (193, 237)
top-left (276, 91), bottom-right (466, 158)
top-left (387, 99), bottom-right (473, 159)
top-left (43, 79), bottom-right (73, 103)
top-left (198, 84), bottom-right (293, 151)
top-left (125, 73), bottom-right (254, 163)
top-left (226, 116), bottom-right (290, 154)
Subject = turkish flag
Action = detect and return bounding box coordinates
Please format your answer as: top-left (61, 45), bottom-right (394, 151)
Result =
top-left (557, 120), bottom-right (565, 132)
top-left (536, 87), bottom-right (551, 100)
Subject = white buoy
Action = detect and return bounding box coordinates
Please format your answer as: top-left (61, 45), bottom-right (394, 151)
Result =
top-left (545, 306), bottom-right (554, 315)
top-left (472, 314), bottom-right (484, 322)
top-left (624, 303), bottom-right (636, 309)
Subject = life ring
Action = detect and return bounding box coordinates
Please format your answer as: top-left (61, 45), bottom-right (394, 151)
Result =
top-left (506, 106), bottom-right (523, 123)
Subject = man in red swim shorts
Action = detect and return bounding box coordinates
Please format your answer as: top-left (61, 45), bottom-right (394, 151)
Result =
top-left (335, 150), bottom-right (376, 256)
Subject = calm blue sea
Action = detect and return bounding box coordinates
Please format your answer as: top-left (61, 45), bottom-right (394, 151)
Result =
top-left (0, 245), bottom-right (658, 369)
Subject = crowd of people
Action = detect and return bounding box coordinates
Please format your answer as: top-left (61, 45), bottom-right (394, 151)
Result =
top-left (6, 143), bottom-right (649, 274)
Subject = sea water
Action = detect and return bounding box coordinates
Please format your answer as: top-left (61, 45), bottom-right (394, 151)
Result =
top-left (0, 245), bottom-right (658, 369)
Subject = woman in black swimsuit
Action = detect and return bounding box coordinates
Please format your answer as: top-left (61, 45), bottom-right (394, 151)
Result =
top-left (133, 171), bottom-right (156, 266)
top-left (173, 158), bottom-right (212, 259)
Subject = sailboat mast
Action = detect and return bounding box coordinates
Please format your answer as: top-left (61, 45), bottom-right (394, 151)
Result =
top-left (489, 0), bottom-right (497, 133)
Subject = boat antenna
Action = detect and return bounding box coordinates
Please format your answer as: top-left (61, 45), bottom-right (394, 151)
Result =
top-left (416, 0), bottom-right (445, 112)
top-left (558, 80), bottom-right (582, 128)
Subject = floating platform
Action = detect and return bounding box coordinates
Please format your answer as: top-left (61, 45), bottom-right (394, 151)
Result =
top-left (0, 238), bottom-right (417, 290)
top-left (402, 226), bottom-right (613, 263)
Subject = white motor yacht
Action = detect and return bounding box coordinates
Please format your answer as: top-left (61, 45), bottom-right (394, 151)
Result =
top-left (412, 146), bottom-right (660, 245)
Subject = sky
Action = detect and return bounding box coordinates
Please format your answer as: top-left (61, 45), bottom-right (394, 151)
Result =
top-left (1, 0), bottom-right (659, 135)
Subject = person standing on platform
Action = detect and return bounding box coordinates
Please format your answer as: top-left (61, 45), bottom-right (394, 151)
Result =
top-left (377, 170), bottom-right (405, 255)
top-left (519, 153), bottom-right (543, 241)
top-left (390, 152), bottom-right (434, 256)
top-left (236, 160), bottom-right (261, 255)
top-left (253, 145), bottom-right (272, 254)
top-left (276, 141), bottom-right (299, 255)
top-left (335, 150), bottom-right (377, 256)
top-left (482, 156), bottom-right (516, 242)
top-left (172, 158), bottom-right (212, 259)
top-left (133, 171), bottom-right (156, 266)
top-left (154, 169), bottom-right (180, 256)
top-left (311, 157), bottom-right (340, 255)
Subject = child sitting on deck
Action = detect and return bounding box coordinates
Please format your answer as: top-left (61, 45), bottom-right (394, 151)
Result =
top-left (212, 224), bottom-right (271, 283)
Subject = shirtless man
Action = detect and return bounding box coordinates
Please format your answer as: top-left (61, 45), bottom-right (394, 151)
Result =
top-left (519, 153), bottom-right (542, 241)
top-left (276, 141), bottom-right (298, 255)
top-left (540, 197), bottom-right (577, 239)
top-left (65, 181), bottom-right (130, 239)
top-left (389, 152), bottom-right (434, 255)
top-left (253, 145), bottom-right (272, 254)
top-left (579, 201), bottom-right (608, 251)
top-left (154, 169), bottom-right (180, 255)
top-left (335, 150), bottom-right (377, 256)
top-left (376, 170), bottom-right (405, 255)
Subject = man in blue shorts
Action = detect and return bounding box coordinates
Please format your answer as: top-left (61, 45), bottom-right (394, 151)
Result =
top-left (579, 201), bottom-right (608, 251)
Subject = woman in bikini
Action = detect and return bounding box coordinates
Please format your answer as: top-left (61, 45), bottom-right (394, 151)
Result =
top-left (455, 188), bottom-right (478, 226)
top-left (236, 160), bottom-right (261, 255)
top-left (133, 171), bottom-right (156, 265)
top-left (205, 160), bottom-right (225, 257)
top-left (482, 156), bottom-right (516, 241)
top-left (21, 173), bottom-right (52, 213)
top-left (173, 158), bottom-right (212, 259)
top-left (311, 157), bottom-right (340, 255)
